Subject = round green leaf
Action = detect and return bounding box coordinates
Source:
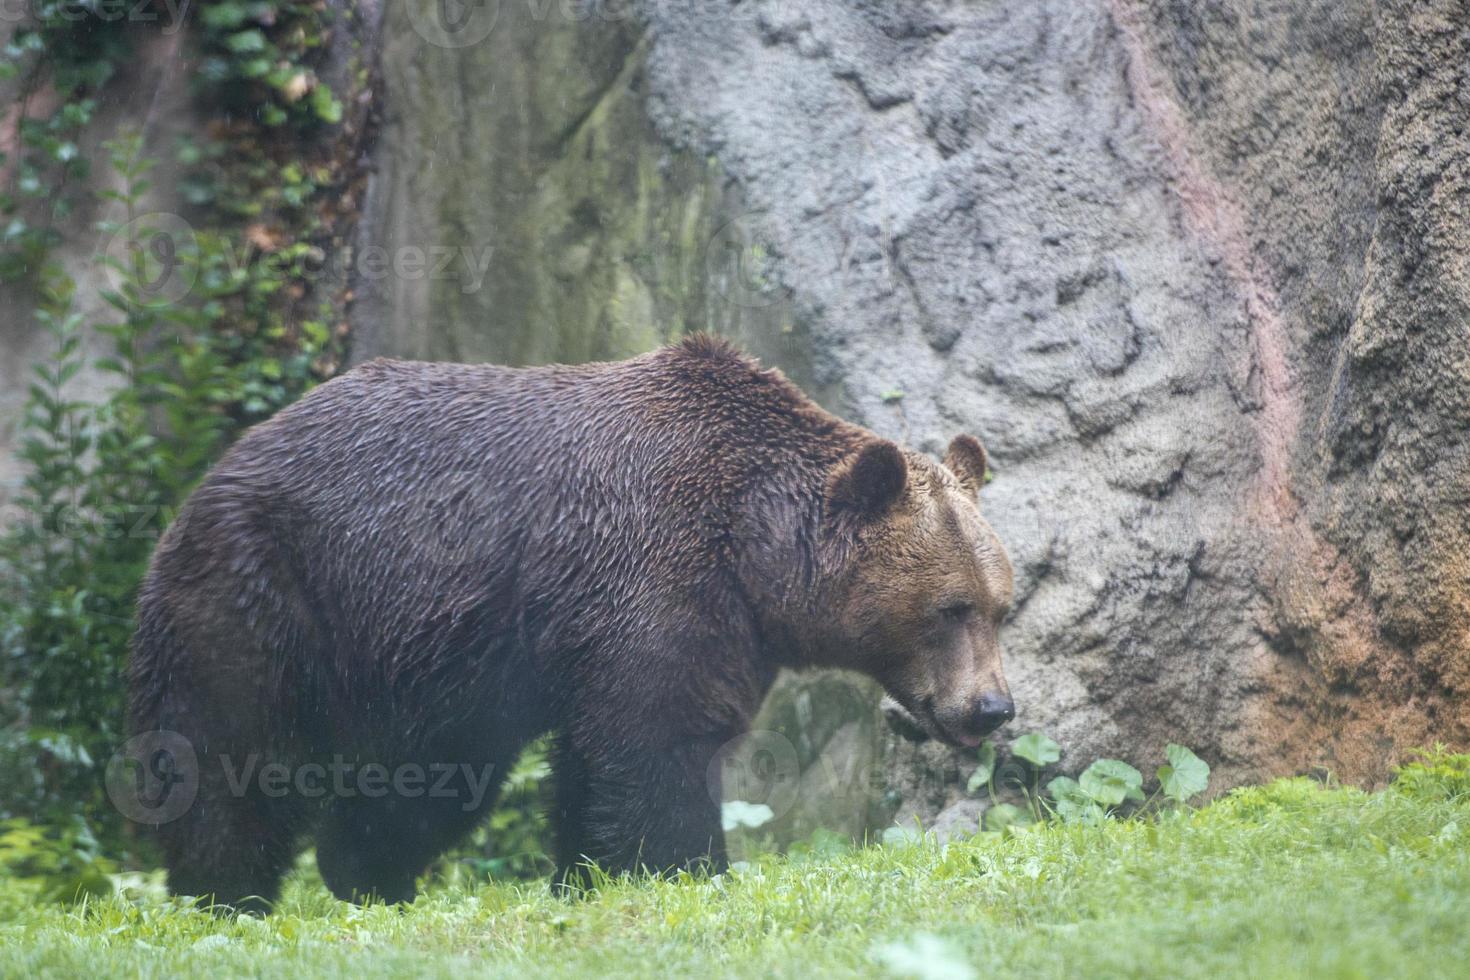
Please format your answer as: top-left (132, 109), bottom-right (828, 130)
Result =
top-left (1158, 743), bottom-right (1210, 802)
top-left (1079, 759), bottom-right (1143, 807)
top-left (983, 803), bottom-right (1032, 833)
top-left (1011, 732), bottom-right (1061, 768)
top-left (1046, 776), bottom-right (1096, 823)
top-left (1046, 775), bottom-right (1084, 802)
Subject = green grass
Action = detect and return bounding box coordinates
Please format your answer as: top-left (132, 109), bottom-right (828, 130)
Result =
top-left (3, 768), bottom-right (1469, 979)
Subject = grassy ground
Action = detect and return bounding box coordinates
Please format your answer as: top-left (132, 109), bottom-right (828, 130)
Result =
top-left (3, 762), bottom-right (1469, 979)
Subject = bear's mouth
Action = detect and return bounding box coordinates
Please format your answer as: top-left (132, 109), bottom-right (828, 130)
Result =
top-left (926, 704), bottom-right (986, 749)
top-left (879, 695), bottom-right (931, 742)
top-left (880, 695), bottom-right (981, 749)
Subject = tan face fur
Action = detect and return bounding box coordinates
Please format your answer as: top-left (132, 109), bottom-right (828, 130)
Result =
top-left (823, 436), bottom-right (1015, 747)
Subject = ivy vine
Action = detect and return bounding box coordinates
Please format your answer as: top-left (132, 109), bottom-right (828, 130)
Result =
top-left (0, 0), bottom-right (372, 850)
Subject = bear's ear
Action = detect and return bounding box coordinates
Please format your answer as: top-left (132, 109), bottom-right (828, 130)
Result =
top-left (827, 440), bottom-right (908, 519)
top-left (943, 434), bottom-right (988, 497)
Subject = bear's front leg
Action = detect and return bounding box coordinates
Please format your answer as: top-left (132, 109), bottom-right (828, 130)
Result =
top-left (554, 733), bottom-right (729, 890)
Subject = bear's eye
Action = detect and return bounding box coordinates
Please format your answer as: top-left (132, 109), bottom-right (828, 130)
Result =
top-left (938, 601), bottom-right (974, 623)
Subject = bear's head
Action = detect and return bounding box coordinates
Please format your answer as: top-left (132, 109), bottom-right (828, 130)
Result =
top-left (819, 434), bottom-right (1014, 747)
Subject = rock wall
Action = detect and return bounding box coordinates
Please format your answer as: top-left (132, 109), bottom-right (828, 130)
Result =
top-left (352, 0), bottom-right (822, 384)
top-left (637, 0), bottom-right (1277, 822)
top-left (346, 0), bottom-right (1470, 832)
top-left (625, 0), bottom-right (1470, 812)
top-left (1125, 0), bottom-right (1470, 781)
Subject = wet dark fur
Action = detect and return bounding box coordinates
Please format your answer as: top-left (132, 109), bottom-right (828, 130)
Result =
top-left (129, 336), bottom-right (892, 910)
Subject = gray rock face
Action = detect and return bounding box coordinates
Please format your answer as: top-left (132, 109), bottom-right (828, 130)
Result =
top-left (638, 0), bottom-right (1271, 787)
top-left (634, 0), bottom-right (1470, 800)
top-left (346, 0), bottom-right (1470, 828)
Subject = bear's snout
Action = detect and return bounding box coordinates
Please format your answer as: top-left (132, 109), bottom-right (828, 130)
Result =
top-left (936, 692), bottom-right (1015, 747)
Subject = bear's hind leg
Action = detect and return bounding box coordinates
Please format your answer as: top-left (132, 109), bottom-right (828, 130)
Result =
top-left (136, 641), bottom-right (314, 914)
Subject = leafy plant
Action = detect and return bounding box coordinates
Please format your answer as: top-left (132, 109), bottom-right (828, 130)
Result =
top-left (442, 741), bottom-right (555, 882)
top-left (965, 741), bottom-right (997, 796)
top-left (962, 732), bottom-right (1211, 830)
top-left (1393, 745), bottom-right (1470, 802)
top-left (195, 0), bottom-right (342, 132)
top-left (982, 803), bottom-right (1029, 833)
top-left (1157, 743), bottom-right (1211, 804)
top-left (1, 0), bottom-right (349, 285)
top-left (0, 8), bottom-right (117, 281)
top-left (1010, 732), bottom-right (1061, 769)
top-left (0, 817), bottom-right (115, 903)
top-left (1078, 758), bottom-right (1145, 807)
top-left (0, 133), bottom-right (335, 852)
top-left (1044, 776), bottom-right (1100, 824)
top-left (0, 0), bottom-right (357, 866)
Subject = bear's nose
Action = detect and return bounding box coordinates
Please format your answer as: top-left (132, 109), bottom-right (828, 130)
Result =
top-left (965, 693), bottom-right (1015, 738)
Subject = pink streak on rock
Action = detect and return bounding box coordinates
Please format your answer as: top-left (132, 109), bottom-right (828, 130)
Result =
top-left (1107, 0), bottom-right (1300, 519)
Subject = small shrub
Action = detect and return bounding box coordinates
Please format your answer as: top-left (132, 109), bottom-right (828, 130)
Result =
top-left (0, 134), bottom-right (333, 853)
top-left (0, 816), bottom-right (115, 903)
top-left (961, 732), bottom-right (1211, 831)
top-left (439, 740), bottom-right (555, 882)
top-left (1393, 745), bottom-right (1470, 802)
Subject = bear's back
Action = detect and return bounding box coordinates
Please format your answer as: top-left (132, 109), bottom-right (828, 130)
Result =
top-left (144, 346), bottom-right (800, 672)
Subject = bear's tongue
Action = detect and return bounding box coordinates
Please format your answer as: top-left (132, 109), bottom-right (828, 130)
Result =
top-left (947, 728), bottom-right (984, 749)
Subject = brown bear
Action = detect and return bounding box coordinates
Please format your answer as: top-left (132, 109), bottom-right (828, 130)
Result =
top-left (128, 335), bottom-right (1013, 911)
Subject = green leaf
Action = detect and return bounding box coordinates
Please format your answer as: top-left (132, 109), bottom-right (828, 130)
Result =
top-left (1157, 744), bottom-right (1210, 803)
top-left (1079, 759), bottom-right (1144, 808)
top-left (201, 2), bottom-right (249, 29)
top-left (881, 825), bottom-right (924, 847)
top-left (1046, 777), bottom-right (1101, 824)
top-left (311, 85), bottom-right (343, 124)
top-left (1011, 732), bottom-right (1061, 768)
top-left (225, 30), bottom-right (268, 54)
top-left (966, 741), bottom-right (997, 795)
top-left (983, 803), bottom-right (1032, 833)
top-left (1046, 775), bottom-right (1082, 801)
